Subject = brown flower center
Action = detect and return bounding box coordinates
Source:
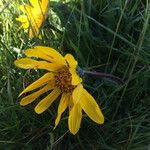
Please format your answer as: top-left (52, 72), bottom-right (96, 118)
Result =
top-left (54, 66), bottom-right (76, 93)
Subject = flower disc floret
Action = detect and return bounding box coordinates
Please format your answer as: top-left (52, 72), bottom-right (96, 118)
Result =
top-left (54, 66), bottom-right (76, 93)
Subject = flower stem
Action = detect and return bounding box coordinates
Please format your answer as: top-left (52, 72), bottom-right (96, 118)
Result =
top-left (84, 70), bottom-right (124, 84)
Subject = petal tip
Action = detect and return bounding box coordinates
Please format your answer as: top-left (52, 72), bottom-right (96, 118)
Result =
top-left (18, 92), bottom-right (23, 97)
top-left (70, 130), bottom-right (78, 135)
top-left (96, 114), bottom-right (105, 124)
top-left (100, 116), bottom-right (105, 124)
top-left (14, 60), bottom-right (18, 66)
top-left (34, 107), bottom-right (43, 114)
top-left (20, 101), bottom-right (26, 106)
top-left (53, 126), bottom-right (56, 130)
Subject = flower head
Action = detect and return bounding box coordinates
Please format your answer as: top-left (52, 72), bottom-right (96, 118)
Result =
top-left (14, 46), bottom-right (104, 135)
top-left (16, 0), bottom-right (49, 39)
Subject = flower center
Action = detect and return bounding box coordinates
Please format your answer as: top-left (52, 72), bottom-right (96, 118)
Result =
top-left (54, 66), bottom-right (76, 93)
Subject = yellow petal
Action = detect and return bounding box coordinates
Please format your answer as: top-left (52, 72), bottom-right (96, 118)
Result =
top-left (68, 104), bottom-right (82, 135)
top-left (29, 21), bottom-right (39, 38)
top-left (41, 0), bottom-right (49, 12)
top-left (14, 58), bottom-right (39, 69)
top-left (72, 84), bottom-right (83, 104)
top-left (25, 48), bottom-right (55, 62)
top-left (24, 28), bottom-right (28, 33)
top-left (37, 61), bottom-right (62, 71)
top-left (29, 28), bottom-right (39, 39)
top-left (29, 0), bottom-right (40, 7)
top-left (38, 34), bottom-right (42, 39)
top-left (29, 20), bottom-right (40, 38)
top-left (68, 95), bottom-right (73, 114)
top-left (29, 29), bottom-right (34, 39)
top-left (79, 89), bottom-right (104, 124)
top-left (20, 83), bottom-right (53, 106)
top-left (20, 5), bottom-right (40, 35)
top-left (69, 68), bottom-right (82, 85)
top-left (30, 18), bottom-right (40, 32)
top-left (54, 93), bottom-right (69, 129)
top-left (65, 54), bottom-right (77, 67)
top-left (24, 6), bottom-right (41, 38)
top-left (41, 0), bottom-right (49, 7)
top-left (20, 22), bottom-right (29, 29)
top-left (19, 73), bottom-right (54, 97)
top-left (16, 15), bottom-right (28, 23)
top-left (34, 89), bottom-right (61, 114)
top-left (20, 5), bottom-right (32, 14)
top-left (14, 58), bottom-right (58, 71)
top-left (34, 46), bottom-right (66, 65)
top-left (64, 54), bottom-right (82, 85)
top-left (17, 0), bottom-right (48, 39)
top-left (30, 0), bottom-right (48, 14)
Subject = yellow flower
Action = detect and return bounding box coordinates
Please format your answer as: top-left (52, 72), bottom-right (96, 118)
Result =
top-left (16, 0), bottom-right (49, 39)
top-left (14, 46), bottom-right (104, 135)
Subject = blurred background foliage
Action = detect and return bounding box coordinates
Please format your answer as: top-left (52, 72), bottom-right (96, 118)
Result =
top-left (0, 0), bottom-right (150, 149)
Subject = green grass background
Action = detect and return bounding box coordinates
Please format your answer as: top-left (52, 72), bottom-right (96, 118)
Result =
top-left (0, 0), bottom-right (150, 149)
